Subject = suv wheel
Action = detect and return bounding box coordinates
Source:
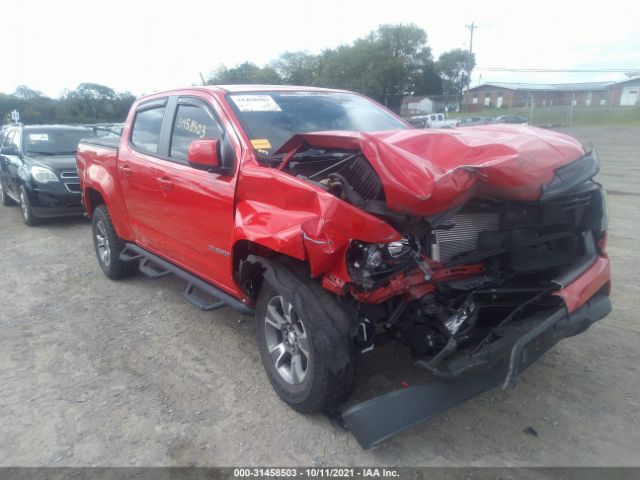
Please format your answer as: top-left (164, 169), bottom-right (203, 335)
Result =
top-left (0, 179), bottom-right (16, 206)
top-left (92, 205), bottom-right (138, 279)
top-left (19, 186), bottom-right (38, 226)
top-left (255, 279), bottom-right (353, 413)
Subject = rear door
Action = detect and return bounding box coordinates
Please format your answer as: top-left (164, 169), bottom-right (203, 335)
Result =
top-left (117, 99), bottom-right (169, 250)
top-left (150, 95), bottom-right (239, 292)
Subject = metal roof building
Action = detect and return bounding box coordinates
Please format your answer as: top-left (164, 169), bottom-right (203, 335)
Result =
top-left (465, 79), bottom-right (639, 110)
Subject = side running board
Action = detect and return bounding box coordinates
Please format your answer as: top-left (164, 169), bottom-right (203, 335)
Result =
top-left (139, 258), bottom-right (171, 278)
top-left (184, 283), bottom-right (226, 311)
top-left (119, 243), bottom-right (254, 316)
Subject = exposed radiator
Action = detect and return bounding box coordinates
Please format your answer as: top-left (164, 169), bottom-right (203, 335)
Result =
top-left (431, 212), bottom-right (500, 262)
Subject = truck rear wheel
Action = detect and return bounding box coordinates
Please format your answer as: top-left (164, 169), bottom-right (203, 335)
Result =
top-left (255, 279), bottom-right (354, 413)
top-left (92, 205), bottom-right (138, 279)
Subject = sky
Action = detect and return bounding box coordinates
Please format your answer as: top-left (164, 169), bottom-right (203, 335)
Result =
top-left (2, 0), bottom-right (639, 98)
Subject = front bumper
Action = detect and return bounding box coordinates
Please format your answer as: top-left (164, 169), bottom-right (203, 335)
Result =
top-left (340, 291), bottom-right (611, 449)
top-left (28, 181), bottom-right (84, 218)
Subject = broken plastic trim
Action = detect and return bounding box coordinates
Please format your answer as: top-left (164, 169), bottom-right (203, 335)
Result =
top-left (541, 149), bottom-right (599, 200)
top-left (340, 292), bottom-right (611, 449)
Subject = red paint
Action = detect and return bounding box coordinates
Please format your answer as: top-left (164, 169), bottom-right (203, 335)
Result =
top-left (187, 139), bottom-right (220, 168)
top-left (276, 127), bottom-right (585, 216)
top-left (77, 85), bottom-right (609, 312)
top-left (350, 263), bottom-right (484, 304)
top-left (554, 256), bottom-right (611, 313)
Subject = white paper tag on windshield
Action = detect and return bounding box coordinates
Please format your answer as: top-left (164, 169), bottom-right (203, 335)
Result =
top-left (231, 95), bottom-right (282, 112)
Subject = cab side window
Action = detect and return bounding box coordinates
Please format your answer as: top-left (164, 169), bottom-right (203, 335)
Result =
top-left (131, 106), bottom-right (166, 154)
top-left (169, 103), bottom-right (222, 162)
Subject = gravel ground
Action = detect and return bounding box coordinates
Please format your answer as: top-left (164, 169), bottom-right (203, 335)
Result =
top-left (0, 127), bottom-right (639, 467)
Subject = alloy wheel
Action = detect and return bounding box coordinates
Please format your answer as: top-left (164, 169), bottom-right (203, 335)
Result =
top-left (264, 295), bottom-right (310, 385)
top-left (95, 220), bottom-right (111, 266)
top-left (20, 191), bottom-right (29, 221)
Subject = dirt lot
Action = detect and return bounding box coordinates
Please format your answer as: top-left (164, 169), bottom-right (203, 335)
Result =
top-left (0, 127), bottom-right (639, 467)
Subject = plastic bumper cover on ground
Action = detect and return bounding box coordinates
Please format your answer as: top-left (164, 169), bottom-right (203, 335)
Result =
top-left (340, 292), bottom-right (611, 449)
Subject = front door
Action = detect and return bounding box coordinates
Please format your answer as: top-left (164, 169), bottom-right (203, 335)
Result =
top-left (151, 96), bottom-right (238, 293)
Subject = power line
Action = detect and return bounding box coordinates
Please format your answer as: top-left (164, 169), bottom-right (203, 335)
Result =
top-left (476, 67), bottom-right (640, 73)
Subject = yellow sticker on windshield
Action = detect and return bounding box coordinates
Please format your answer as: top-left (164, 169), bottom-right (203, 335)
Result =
top-left (251, 139), bottom-right (272, 150)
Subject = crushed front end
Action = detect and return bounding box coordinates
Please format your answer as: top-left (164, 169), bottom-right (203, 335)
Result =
top-left (248, 127), bottom-right (611, 448)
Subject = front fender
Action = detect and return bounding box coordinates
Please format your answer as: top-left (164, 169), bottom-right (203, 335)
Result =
top-left (233, 165), bottom-right (401, 280)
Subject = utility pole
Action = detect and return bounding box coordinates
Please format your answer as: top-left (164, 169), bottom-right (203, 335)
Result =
top-left (463, 22), bottom-right (478, 112)
top-left (466, 22), bottom-right (477, 54)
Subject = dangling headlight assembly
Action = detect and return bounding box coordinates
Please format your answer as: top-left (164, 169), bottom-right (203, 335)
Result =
top-left (347, 240), bottom-right (412, 289)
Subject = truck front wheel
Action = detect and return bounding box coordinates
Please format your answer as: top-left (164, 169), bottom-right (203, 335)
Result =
top-left (255, 280), bottom-right (354, 413)
top-left (91, 205), bottom-right (138, 279)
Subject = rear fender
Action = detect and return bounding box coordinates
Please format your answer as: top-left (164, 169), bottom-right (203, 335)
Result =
top-left (78, 148), bottom-right (133, 240)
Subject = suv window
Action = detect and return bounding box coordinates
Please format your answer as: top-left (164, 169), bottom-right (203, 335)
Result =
top-left (2, 130), bottom-right (15, 147)
top-left (11, 130), bottom-right (21, 151)
top-left (131, 106), bottom-right (166, 154)
top-left (169, 103), bottom-right (222, 161)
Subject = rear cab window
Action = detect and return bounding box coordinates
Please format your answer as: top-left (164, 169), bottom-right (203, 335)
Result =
top-left (131, 104), bottom-right (166, 154)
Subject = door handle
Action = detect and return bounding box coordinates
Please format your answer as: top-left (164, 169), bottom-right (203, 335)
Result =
top-left (157, 176), bottom-right (173, 191)
top-left (119, 164), bottom-right (132, 176)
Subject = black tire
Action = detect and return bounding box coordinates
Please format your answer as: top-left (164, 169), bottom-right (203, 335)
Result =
top-left (19, 186), bottom-right (39, 226)
top-left (0, 178), bottom-right (16, 206)
top-left (255, 279), bottom-right (354, 413)
top-left (91, 204), bottom-right (138, 279)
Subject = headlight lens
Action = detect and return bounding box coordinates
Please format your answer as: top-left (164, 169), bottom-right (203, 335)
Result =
top-left (347, 240), bottom-right (412, 289)
top-left (31, 166), bottom-right (58, 183)
top-left (387, 240), bottom-right (410, 258)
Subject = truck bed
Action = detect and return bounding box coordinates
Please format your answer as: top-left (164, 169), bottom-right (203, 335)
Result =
top-left (79, 136), bottom-right (120, 150)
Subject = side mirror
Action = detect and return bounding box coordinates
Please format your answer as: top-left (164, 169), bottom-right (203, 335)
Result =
top-left (187, 138), bottom-right (234, 175)
top-left (187, 139), bottom-right (220, 171)
top-left (1, 145), bottom-right (19, 156)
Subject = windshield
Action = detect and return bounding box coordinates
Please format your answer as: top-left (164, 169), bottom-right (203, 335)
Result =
top-left (227, 91), bottom-right (408, 155)
top-left (25, 129), bottom-right (97, 155)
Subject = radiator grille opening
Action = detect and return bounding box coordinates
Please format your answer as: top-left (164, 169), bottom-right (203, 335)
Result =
top-left (432, 212), bottom-right (500, 262)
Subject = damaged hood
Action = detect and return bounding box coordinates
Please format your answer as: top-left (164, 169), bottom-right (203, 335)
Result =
top-left (277, 125), bottom-right (588, 216)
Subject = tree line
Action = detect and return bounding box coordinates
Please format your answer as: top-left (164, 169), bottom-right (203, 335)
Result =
top-left (2, 23), bottom-right (474, 124)
top-left (0, 83), bottom-right (136, 125)
top-left (208, 24), bottom-right (475, 113)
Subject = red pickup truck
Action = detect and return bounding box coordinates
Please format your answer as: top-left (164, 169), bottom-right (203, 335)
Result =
top-left (77, 85), bottom-right (611, 448)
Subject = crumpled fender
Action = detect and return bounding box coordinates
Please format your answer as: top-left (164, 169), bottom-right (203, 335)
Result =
top-left (233, 165), bottom-right (401, 278)
top-left (276, 125), bottom-right (586, 216)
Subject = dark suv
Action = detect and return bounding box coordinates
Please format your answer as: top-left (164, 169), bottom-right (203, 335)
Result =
top-left (0, 125), bottom-right (97, 225)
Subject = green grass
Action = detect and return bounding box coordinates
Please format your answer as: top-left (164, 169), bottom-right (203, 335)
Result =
top-left (446, 106), bottom-right (640, 127)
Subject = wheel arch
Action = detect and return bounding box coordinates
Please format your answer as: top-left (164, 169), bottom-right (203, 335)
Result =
top-left (232, 239), bottom-right (307, 301)
top-left (83, 186), bottom-right (106, 216)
